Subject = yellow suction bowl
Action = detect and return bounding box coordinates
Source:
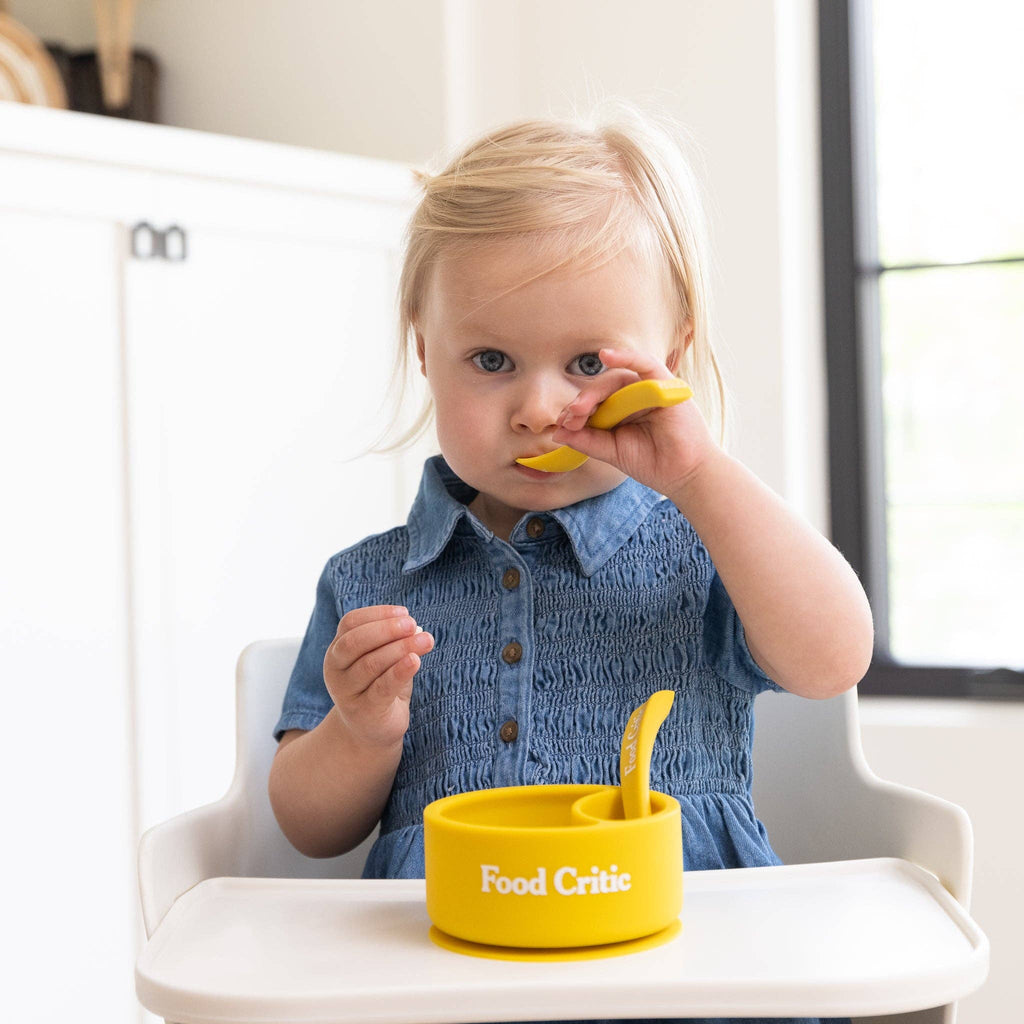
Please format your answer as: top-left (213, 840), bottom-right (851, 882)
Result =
top-left (424, 784), bottom-right (682, 951)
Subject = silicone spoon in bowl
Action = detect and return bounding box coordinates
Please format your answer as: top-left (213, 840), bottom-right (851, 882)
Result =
top-left (619, 690), bottom-right (676, 818)
top-left (516, 378), bottom-right (693, 474)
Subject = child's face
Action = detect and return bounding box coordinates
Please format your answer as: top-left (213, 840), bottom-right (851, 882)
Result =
top-left (415, 238), bottom-right (679, 539)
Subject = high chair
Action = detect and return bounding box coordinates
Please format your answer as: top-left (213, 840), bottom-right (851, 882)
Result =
top-left (136, 638), bottom-right (988, 1024)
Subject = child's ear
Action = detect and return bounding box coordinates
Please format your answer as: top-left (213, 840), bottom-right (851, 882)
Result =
top-left (415, 329), bottom-right (427, 377)
top-left (666, 321), bottom-right (694, 375)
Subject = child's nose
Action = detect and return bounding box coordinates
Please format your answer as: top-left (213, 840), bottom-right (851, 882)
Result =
top-left (512, 377), bottom-right (578, 434)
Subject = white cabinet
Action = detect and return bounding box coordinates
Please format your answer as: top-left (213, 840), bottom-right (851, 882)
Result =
top-left (0, 103), bottom-right (425, 1022)
top-left (2, 200), bottom-right (140, 1024)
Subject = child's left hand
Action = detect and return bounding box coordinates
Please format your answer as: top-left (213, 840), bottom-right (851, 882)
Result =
top-left (552, 347), bottom-right (718, 497)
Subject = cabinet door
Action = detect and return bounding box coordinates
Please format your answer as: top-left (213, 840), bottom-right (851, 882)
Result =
top-left (124, 176), bottom-right (426, 829)
top-left (0, 205), bottom-right (139, 1022)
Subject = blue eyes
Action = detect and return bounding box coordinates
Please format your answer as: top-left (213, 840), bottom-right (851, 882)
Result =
top-left (473, 350), bottom-right (512, 373)
top-left (571, 353), bottom-right (605, 376)
top-left (471, 350), bottom-right (605, 376)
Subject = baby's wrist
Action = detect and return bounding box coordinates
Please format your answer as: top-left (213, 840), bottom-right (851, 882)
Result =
top-left (662, 444), bottom-right (730, 512)
top-left (329, 704), bottom-right (406, 756)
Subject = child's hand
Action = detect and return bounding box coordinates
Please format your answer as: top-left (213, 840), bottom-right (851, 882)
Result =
top-left (324, 605), bottom-right (434, 750)
top-left (552, 346), bottom-right (719, 497)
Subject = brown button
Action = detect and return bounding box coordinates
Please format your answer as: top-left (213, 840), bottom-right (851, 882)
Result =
top-left (501, 641), bottom-right (523, 664)
top-left (526, 517), bottom-right (546, 539)
top-left (502, 567), bottom-right (521, 590)
top-left (500, 719), bottom-right (519, 743)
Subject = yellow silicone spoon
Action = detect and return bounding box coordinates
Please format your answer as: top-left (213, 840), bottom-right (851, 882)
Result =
top-left (516, 378), bottom-right (693, 473)
top-left (619, 690), bottom-right (676, 819)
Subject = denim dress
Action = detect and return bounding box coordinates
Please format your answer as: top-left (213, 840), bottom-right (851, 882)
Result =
top-left (275, 454), bottom-right (849, 1024)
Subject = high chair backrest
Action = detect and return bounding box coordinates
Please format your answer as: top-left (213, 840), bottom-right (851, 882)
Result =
top-left (752, 686), bottom-right (867, 864)
top-left (232, 638), bottom-right (375, 881)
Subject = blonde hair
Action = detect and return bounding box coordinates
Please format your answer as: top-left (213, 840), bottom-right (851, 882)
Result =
top-left (372, 99), bottom-right (727, 453)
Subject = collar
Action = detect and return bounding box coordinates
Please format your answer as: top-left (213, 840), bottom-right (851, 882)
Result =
top-left (402, 455), bottom-right (664, 577)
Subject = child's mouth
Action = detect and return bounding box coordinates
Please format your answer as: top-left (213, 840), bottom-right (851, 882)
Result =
top-left (513, 461), bottom-right (562, 480)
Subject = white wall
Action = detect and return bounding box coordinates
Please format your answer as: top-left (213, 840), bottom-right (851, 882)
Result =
top-left (7, 1), bottom-right (1013, 1020)
top-left (9, 0), bottom-right (449, 164)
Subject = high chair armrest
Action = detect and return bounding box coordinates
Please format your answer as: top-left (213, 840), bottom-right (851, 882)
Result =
top-left (751, 689), bottom-right (973, 917)
top-left (138, 791), bottom-right (247, 938)
top-left (849, 773), bottom-right (974, 908)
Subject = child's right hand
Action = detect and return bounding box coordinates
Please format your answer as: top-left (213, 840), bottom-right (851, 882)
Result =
top-left (323, 605), bottom-right (434, 749)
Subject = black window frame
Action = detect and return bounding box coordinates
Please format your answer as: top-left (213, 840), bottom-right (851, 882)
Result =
top-left (818, 0), bottom-right (1024, 701)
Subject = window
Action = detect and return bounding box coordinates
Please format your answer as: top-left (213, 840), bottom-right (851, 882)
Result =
top-left (819, 0), bottom-right (1024, 698)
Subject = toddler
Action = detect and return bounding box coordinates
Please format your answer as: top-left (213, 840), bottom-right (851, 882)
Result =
top-left (269, 100), bottom-right (871, 1024)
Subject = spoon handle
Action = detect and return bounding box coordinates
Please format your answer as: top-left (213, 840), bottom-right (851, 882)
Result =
top-left (515, 378), bottom-right (693, 473)
top-left (619, 690), bottom-right (676, 819)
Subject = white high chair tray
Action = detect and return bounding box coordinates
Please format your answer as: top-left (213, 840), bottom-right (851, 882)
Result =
top-left (136, 857), bottom-right (988, 1024)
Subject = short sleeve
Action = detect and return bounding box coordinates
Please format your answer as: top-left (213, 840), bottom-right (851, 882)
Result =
top-left (703, 568), bottom-right (784, 695)
top-left (273, 558), bottom-right (341, 740)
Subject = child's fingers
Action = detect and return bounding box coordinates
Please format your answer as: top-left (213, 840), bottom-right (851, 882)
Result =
top-left (557, 349), bottom-right (680, 433)
top-left (335, 604), bottom-right (409, 637)
top-left (557, 368), bottom-right (638, 431)
top-left (329, 607), bottom-right (419, 671)
top-left (552, 421), bottom-right (623, 464)
top-left (336, 628), bottom-right (434, 697)
top-left (597, 347), bottom-right (672, 380)
top-left (362, 631), bottom-right (434, 691)
top-left (363, 652), bottom-right (421, 712)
